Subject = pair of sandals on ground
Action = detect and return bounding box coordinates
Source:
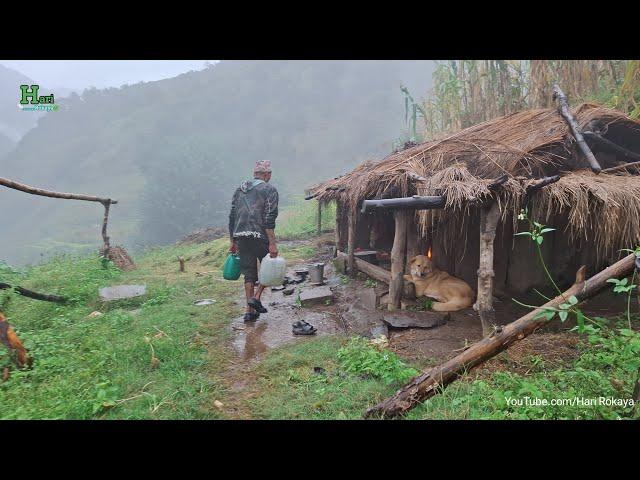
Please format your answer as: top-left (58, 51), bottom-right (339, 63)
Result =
top-left (244, 297), bottom-right (317, 335)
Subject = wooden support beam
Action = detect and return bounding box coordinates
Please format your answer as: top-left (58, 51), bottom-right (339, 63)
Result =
top-left (0, 283), bottom-right (67, 303)
top-left (601, 160), bottom-right (640, 174)
top-left (335, 201), bottom-right (343, 253)
top-left (553, 85), bottom-right (601, 173)
top-left (405, 215), bottom-right (421, 274)
top-left (583, 131), bottom-right (640, 163)
top-left (475, 202), bottom-right (501, 336)
top-left (361, 195), bottom-right (445, 214)
top-left (337, 252), bottom-right (391, 284)
top-left (388, 211), bottom-right (408, 310)
top-left (317, 201), bottom-right (322, 236)
top-left (523, 175), bottom-right (561, 206)
top-left (364, 254), bottom-right (637, 418)
top-left (347, 209), bottom-right (357, 277)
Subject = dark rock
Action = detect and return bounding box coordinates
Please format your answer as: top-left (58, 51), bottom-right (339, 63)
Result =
top-left (283, 287), bottom-right (295, 296)
top-left (356, 288), bottom-right (378, 310)
top-left (382, 311), bottom-right (449, 329)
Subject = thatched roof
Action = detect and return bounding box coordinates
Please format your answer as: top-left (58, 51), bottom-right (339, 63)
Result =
top-left (309, 103), bottom-right (640, 260)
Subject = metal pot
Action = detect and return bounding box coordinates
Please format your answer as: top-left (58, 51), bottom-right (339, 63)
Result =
top-left (309, 262), bottom-right (325, 284)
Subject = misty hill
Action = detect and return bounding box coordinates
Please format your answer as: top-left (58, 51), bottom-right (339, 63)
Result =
top-left (0, 60), bottom-right (434, 265)
top-left (0, 64), bottom-right (44, 141)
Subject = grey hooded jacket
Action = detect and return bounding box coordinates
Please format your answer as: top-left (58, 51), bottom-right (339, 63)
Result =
top-left (228, 179), bottom-right (279, 240)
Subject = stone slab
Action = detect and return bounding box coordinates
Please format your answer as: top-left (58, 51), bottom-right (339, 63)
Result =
top-left (99, 285), bottom-right (146, 301)
top-left (382, 311), bottom-right (449, 329)
top-left (299, 286), bottom-right (334, 306)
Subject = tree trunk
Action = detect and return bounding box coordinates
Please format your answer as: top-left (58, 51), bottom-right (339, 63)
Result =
top-left (553, 85), bottom-right (601, 173)
top-left (364, 253), bottom-right (637, 419)
top-left (475, 202), bottom-right (501, 336)
top-left (389, 211), bottom-right (408, 310)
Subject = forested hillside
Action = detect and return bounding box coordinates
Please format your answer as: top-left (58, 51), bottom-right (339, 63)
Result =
top-left (0, 60), bottom-right (435, 266)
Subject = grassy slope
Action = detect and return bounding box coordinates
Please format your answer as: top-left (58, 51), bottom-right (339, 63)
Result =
top-left (1, 203), bottom-right (639, 419)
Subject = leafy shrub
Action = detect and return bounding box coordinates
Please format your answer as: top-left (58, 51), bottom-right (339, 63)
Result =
top-left (337, 337), bottom-right (419, 385)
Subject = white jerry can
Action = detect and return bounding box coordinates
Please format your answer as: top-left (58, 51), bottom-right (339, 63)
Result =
top-left (258, 254), bottom-right (287, 287)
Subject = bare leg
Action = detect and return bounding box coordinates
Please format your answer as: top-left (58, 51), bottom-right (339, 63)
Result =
top-left (255, 283), bottom-right (266, 301)
top-left (244, 282), bottom-right (256, 313)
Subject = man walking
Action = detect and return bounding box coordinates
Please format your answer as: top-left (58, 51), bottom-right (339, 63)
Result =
top-left (228, 160), bottom-right (279, 322)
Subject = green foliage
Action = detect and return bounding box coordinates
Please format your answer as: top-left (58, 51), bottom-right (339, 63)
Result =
top-left (277, 198), bottom-right (337, 240)
top-left (337, 337), bottom-right (419, 385)
top-left (363, 279), bottom-right (377, 288)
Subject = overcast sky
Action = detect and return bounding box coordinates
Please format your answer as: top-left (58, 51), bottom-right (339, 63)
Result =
top-left (0, 60), bottom-right (218, 91)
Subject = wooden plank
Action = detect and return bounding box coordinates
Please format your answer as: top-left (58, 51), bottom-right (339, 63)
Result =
top-left (337, 252), bottom-right (390, 283)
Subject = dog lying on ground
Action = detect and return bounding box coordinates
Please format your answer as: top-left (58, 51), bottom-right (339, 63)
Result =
top-left (403, 255), bottom-right (475, 312)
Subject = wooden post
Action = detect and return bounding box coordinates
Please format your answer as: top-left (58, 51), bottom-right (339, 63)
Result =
top-left (405, 214), bottom-right (420, 274)
top-left (389, 211), bottom-right (408, 310)
top-left (347, 208), bottom-right (356, 276)
top-left (316, 200), bottom-right (322, 236)
top-left (476, 202), bottom-right (501, 336)
top-left (178, 256), bottom-right (185, 272)
top-left (335, 201), bottom-right (343, 252)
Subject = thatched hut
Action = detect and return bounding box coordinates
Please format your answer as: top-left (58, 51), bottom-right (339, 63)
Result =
top-left (307, 101), bottom-right (640, 334)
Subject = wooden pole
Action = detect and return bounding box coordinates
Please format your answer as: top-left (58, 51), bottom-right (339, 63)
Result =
top-left (0, 176), bottom-right (117, 253)
top-left (364, 253), bottom-right (637, 418)
top-left (178, 256), bottom-right (185, 272)
top-left (405, 214), bottom-right (420, 274)
top-left (388, 211), bottom-right (408, 310)
top-left (552, 85), bottom-right (601, 173)
top-left (475, 202), bottom-right (501, 336)
top-left (317, 200), bottom-right (322, 236)
top-left (347, 208), bottom-right (356, 277)
top-left (335, 200), bottom-right (343, 253)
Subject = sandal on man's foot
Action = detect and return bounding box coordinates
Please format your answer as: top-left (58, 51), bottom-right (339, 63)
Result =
top-left (292, 321), bottom-right (317, 336)
top-left (243, 312), bottom-right (260, 322)
top-left (248, 297), bottom-right (268, 314)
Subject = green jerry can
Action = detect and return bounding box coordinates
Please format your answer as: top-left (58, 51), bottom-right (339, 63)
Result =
top-left (222, 253), bottom-right (241, 280)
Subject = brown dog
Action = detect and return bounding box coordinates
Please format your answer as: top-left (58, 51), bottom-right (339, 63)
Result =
top-left (403, 255), bottom-right (474, 312)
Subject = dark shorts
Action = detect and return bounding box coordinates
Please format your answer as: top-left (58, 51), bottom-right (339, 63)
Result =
top-left (236, 237), bottom-right (269, 284)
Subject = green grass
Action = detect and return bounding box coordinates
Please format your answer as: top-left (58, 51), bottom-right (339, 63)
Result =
top-left (2, 234), bottom-right (639, 420)
top-left (0, 238), bottom-right (240, 419)
top-left (277, 197), bottom-right (336, 240)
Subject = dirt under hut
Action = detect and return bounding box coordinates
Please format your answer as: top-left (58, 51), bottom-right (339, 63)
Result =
top-left (306, 88), bottom-right (640, 336)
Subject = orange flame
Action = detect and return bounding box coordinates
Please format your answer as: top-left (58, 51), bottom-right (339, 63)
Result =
top-left (426, 247), bottom-right (432, 259)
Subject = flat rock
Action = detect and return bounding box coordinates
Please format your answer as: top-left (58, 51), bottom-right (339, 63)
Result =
top-left (370, 321), bottom-right (389, 339)
top-left (382, 311), bottom-right (449, 329)
top-left (356, 287), bottom-right (378, 310)
top-left (299, 286), bottom-right (334, 306)
top-left (99, 285), bottom-right (146, 301)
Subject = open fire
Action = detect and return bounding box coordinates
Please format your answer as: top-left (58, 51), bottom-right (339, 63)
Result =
top-left (426, 247), bottom-right (432, 259)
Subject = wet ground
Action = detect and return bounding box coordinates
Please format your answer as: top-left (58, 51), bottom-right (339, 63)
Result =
top-left (228, 237), bottom-right (637, 366)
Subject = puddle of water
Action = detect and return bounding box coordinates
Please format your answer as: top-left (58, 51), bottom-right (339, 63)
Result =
top-left (231, 262), bottom-right (343, 361)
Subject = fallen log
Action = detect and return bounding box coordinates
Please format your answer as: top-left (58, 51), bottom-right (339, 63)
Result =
top-left (0, 283), bottom-right (67, 303)
top-left (337, 251), bottom-right (391, 284)
top-left (0, 312), bottom-right (32, 368)
top-left (364, 253), bottom-right (636, 419)
top-left (553, 85), bottom-right (601, 173)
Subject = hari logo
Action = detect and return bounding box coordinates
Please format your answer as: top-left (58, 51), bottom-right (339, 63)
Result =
top-left (18, 84), bottom-right (59, 112)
